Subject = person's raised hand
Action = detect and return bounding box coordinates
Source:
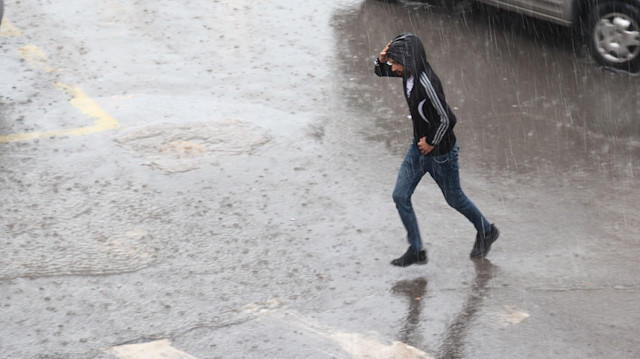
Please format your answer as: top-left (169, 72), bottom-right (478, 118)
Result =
top-left (379, 41), bottom-right (392, 63)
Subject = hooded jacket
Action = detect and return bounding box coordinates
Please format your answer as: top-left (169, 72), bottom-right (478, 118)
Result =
top-left (374, 33), bottom-right (456, 156)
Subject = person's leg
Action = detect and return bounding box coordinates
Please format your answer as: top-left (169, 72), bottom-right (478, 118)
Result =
top-left (428, 144), bottom-right (491, 234)
top-left (392, 143), bottom-right (426, 252)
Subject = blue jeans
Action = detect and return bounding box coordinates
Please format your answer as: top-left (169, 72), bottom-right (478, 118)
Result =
top-left (392, 142), bottom-right (491, 252)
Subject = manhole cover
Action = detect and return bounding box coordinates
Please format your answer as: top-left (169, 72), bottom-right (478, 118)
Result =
top-left (115, 119), bottom-right (271, 173)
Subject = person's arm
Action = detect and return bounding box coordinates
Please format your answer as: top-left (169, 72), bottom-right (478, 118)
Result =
top-left (374, 41), bottom-right (399, 77)
top-left (374, 58), bottom-right (398, 77)
top-left (419, 72), bottom-right (451, 147)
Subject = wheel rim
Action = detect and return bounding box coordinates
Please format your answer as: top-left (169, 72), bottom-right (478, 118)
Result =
top-left (593, 12), bottom-right (640, 64)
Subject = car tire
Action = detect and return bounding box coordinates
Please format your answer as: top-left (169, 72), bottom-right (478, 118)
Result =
top-left (587, 1), bottom-right (640, 72)
top-left (0, 0), bottom-right (4, 26)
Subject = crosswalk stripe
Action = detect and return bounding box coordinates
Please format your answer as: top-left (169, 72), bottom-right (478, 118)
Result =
top-left (243, 300), bottom-right (435, 359)
top-left (107, 339), bottom-right (197, 359)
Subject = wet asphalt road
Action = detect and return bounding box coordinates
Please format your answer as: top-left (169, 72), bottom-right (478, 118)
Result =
top-left (1, 0), bottom-right (639, 358)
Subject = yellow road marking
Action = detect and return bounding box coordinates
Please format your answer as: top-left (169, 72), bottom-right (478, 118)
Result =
top-left (0, 18), bottom-right (23, 37)
top-left (1, 42), bottom-right (121, 143)
top-left (18, 45), bottom-right (56, 72)
top-left (54, 82), bottom-right (121, 131)
top-left (0, 82), bottom-right (121, 143)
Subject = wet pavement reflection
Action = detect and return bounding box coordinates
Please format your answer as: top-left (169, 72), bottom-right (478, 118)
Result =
top-left (390, 260), bottom-right (498, 358)
top-left (437, 259), bottom-right (497, 359)
top-left (391, 277), bottom-right (428, 348)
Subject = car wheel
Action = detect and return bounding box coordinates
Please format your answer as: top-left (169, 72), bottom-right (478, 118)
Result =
top-left (588, 2), bottom-right (640, 72)
top-left (0, 0), bottom-right (4, 26)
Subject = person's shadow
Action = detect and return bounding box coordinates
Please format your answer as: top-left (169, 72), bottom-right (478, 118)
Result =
top-left (391, 277), bottom-right (428, 348)
top-left (437, 259), bottom-right (498, 359)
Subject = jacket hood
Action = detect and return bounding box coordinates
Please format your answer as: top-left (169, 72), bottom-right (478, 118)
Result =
top-left (386, 33), bottom-right (427, 77)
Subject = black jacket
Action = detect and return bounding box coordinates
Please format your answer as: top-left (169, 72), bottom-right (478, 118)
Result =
top-left (374, 33), bottom-right (456, 156)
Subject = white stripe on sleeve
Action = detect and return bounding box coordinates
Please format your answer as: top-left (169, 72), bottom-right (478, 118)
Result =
top-left (417, 99), bottom-right (429, 124)
top-left (420, 72), bottom-right (449, 144)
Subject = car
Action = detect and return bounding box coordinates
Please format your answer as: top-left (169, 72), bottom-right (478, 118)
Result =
top-left (384, 0), bottom-right (640, 72)
top-left (471, 0), bottom-right (640, 72)
top-left (0, 0), bottom-right (3, 26)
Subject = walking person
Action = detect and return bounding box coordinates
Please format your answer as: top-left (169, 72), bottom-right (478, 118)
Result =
top-left (374, 33), bottom-right (499, 267)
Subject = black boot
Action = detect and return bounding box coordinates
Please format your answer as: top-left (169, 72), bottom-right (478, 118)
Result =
top-left (391, 247), bottom-right (428, 267)
top-left (470, 224), bottom-right (500, 258)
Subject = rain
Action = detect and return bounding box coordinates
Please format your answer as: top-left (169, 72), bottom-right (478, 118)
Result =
top-left (0, 0), bottom-right (639, 358)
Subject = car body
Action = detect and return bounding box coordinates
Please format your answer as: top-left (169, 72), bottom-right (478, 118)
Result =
top-left (469, 0), bottom-right (640, 72)
top-left (474, 0), bottom-right (574, 25)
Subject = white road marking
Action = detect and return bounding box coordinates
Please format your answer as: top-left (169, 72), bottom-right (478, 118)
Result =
top-left (107, 339), bottom-right (197, 359)
top-left (501, 305), bottom-right (530, 325)
top-left (242, 300), bottom-right (434, 359)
